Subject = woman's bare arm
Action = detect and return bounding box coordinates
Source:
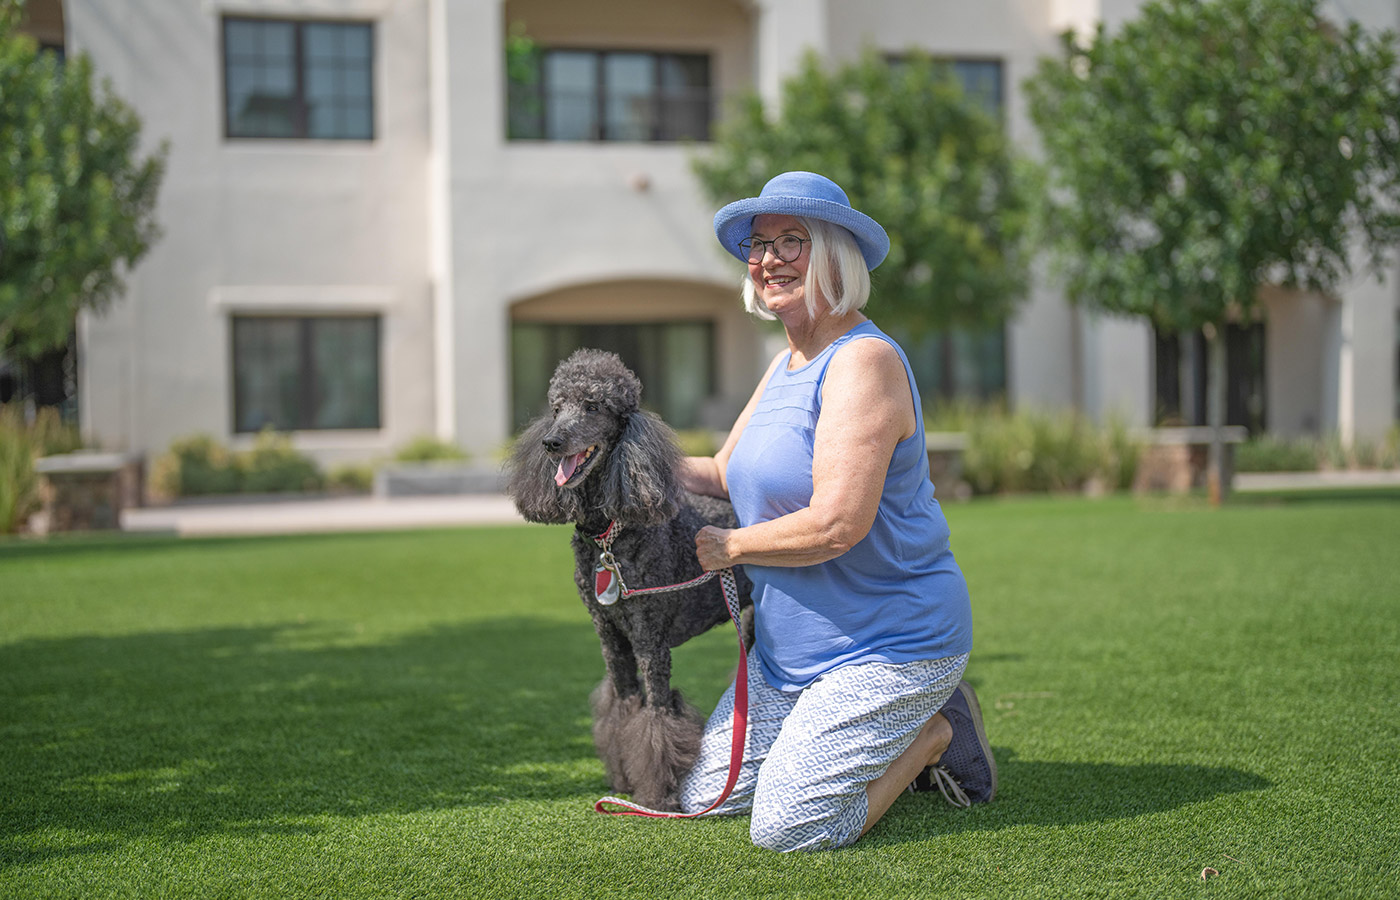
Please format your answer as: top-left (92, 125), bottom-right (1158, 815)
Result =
top-left (694, 338), bottom-right (915, 570)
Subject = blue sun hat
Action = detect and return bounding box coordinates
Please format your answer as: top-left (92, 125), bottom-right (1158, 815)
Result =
top-left (713, 171), bottom-right (890, 270)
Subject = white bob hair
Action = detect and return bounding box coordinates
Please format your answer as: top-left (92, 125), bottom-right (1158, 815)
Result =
top-left (740, 216), bottom-right (872, 321)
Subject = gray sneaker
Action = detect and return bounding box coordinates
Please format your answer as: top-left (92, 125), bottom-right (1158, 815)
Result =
top-left (911, 679), bottom-right (997, 805)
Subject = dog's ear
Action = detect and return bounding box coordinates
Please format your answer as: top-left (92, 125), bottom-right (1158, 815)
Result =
top-left (601, 410), bottom-right (681, 526)
top-left (505, 415), bottom-right (580, 524)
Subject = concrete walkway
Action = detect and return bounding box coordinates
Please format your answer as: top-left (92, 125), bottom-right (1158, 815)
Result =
top-left (1234, 469), bottom-right (1400, 491)
top-left (122, 494), bottom-right (526, 537)
top-left (118, 470), bottom-right (1398, 538)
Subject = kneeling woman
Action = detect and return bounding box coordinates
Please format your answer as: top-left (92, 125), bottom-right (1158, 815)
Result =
top-left (680, 172), bottom-right (997, 852)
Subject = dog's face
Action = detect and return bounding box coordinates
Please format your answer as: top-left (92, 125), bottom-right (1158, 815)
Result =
top-left (540, 350), bottom-right (641, 490)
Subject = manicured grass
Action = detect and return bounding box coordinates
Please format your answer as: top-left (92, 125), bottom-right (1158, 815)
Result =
top-left (2, 495), bottom-right (1397, 898)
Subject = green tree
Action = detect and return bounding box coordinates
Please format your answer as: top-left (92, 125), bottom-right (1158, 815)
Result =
top-left (693, 49), bottom-right (1031, 338)
top-left (0, 0), bottom-right (166, 404)
top-left (1026, 0), bottom-right (1400, 502)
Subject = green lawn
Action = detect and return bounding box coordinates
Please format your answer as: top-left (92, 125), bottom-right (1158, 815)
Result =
top-left (2, 495), bottom-right (1397, 899)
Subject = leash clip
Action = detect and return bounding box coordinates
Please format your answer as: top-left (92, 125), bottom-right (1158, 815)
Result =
top-left (595, 552), bottom-right (622, 605)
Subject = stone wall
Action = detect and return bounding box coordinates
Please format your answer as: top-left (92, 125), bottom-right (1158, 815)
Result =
top-left (34, 454), bottom-right (145, 533)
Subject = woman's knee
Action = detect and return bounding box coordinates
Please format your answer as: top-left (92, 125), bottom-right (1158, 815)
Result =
top-left (748, 795), bottom-right (864, 853)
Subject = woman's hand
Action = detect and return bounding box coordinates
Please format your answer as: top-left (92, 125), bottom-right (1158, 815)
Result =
top-left (695, 525), bottom-right (736, 571)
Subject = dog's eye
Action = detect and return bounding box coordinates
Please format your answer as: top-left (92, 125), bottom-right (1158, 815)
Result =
top-left (586, 403), bottom-right (600, 413)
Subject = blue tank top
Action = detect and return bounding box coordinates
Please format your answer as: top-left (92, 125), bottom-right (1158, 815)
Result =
top-left (726, 321), bottom-right (973, 691)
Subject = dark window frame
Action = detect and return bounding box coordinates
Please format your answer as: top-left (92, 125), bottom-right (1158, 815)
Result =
top-left (231, 314), bottom-right (383, 433)
top-left (1152, 322), bottom-right (1267, 434)
top-left (221, 15), bottom-right (376, 141)
top-left (885, 53), bottom-right (1005, 125)
top-left (890, 323), bottom-right (1009, 411)
top-left (507, 47), bottom-right (713, 142)
top-left (509, 320), bottom-right (718, 431)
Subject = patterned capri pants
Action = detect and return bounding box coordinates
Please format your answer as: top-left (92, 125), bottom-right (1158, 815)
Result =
top-left (678, 649), bottom-right (970, 852)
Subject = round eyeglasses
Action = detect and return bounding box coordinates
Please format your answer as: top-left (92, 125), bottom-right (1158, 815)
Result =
top-left (739, 234), bottom-right (809, 265)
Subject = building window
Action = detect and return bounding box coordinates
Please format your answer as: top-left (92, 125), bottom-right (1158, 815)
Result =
top-left (232, 316), bottom-right (381, 432)
top-left (946, 59), bottom-right (1004, 119)
top-left (510, 322), bottom-right (715, 431)
top-left (893, 325), bottom-right (1007, 409)
top-left (223, 17), bottom-right (374, 140)
top-left (882, 56), bottom-right (1008, 403)
top-left (508, 49), bottom-right (711, 142)
top-left (1153, 322), bottom-right (1266, 434)
top-left (887, 55), bottom-right (1004, 119)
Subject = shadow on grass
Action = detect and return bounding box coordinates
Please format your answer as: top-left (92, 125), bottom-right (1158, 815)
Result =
top-left (876, 746), bottom-right (1271, 847)
top-left (2, 612), bottom-right (1273, 865)
top-left (0, 616), bottom-right (612, 869)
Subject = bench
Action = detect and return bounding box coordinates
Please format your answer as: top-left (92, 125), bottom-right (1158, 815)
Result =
top-left (373, 462), bottom-right (506, 498)
top-left (1131, 426), bottom-right (1248, 494)
top-left (926, 431), bottom-right (971, 500)
top-left (33, 452), bottom-right (145, 532)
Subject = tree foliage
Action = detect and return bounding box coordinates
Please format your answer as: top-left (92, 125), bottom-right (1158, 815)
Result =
top-left (693, 50), bottom-right (1031, 335)
top-left (1026, 0), bottom-right (1400, 332)
top-left (0, 1), bottom-right (166, 361)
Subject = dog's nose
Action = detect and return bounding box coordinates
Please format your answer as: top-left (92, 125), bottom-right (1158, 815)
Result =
top-left (542, 435), bottom-right (564, 453)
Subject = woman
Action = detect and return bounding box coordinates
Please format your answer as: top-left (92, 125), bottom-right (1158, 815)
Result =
top-left (679, 171), bottom-right (996, 852)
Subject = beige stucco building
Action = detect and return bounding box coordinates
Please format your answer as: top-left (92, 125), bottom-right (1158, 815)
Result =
top-left (17, 0), bottom-right (1399, 465)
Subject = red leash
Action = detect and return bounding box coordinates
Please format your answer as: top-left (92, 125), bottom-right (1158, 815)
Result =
top-left (590, 562), bottom-right (750, 823)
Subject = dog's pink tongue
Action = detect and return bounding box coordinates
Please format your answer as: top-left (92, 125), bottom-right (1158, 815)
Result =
top-left (555, 452), bottom-right (584, 487)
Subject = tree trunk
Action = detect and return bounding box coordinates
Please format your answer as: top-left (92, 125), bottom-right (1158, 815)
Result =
top-left (1205, 325), bottom-right (1229, 506)
top-left (1179, 332), bottom-right (1196, 425)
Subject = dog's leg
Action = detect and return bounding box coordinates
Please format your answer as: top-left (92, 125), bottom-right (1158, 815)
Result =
top-left (594, 616), bottom-right (641, 698)
top-left (614, 647), bottom-right (704, 811)
top-left (590, 677), bottom-right (642, 793)
top-left (590, 616), bottom-right (644, 793)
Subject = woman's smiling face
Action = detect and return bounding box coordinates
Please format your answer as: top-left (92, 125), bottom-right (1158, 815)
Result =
top-left (749, 214), bottom-right (812, 319)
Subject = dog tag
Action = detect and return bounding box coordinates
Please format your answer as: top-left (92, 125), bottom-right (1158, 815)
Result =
top-left (594, 561), bottom-right (621, 606)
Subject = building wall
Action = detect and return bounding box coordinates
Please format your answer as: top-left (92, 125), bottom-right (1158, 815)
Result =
top-left (437, 0), bottom-right (766, 455)
top-left (1262, 286), bottom-right (1328, 438)
top-left (63, 0), bottom-right (1397, 465)
top-left (1328, 0), bottom-right (1400, 444)
top-left (829, 0), bottom-right (1134, 420)
top-left (72, 0), bottom-right (438, 464)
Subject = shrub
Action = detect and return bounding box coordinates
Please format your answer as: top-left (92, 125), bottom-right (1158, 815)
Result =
top-left (394, 436), bottom-right (468, 463)
top-left (0, 406), bottom-right (86, 534)
top-left (152, 434), bottom-right (241, 497)
top-left (28, 407), bottom-right (83, 456)
top-left (153, 430), bottom-right (323, 497)
top-left (239, 429), bottom-right (323, 494)
top-left (674, 429), bottom-right (719, 457)
top-left (925, 398), bottom-right (1001, 434)
top-left (326, 463), bottom-right (375, 494)
top-left (1236, 436), bottom-right (1319, 473)
top-left (1348, 433), bottom-right (1400, 471)
top-left (962, 412), bottom-right (1035, 495)
top-left (1099, 416), bottom-right (1141, 492)
top-left (957, 407), bottom-right (1143, 496)
top-left (0, 405), bottom-right (39, 534)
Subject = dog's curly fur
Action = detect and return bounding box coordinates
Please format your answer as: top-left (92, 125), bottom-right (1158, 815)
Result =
top-left (507, 349), bottom-right (753, 811)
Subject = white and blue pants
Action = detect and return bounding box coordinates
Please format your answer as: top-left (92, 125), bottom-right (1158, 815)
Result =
top-left (679, 650), bottom-right (969, 852)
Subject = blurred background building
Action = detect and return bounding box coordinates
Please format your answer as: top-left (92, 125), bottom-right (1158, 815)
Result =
top-left (15, 0), bottom-right (1400, 465)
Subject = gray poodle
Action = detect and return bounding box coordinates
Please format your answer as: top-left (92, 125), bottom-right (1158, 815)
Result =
top-left (507, 348), bottom-right (753, 811)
